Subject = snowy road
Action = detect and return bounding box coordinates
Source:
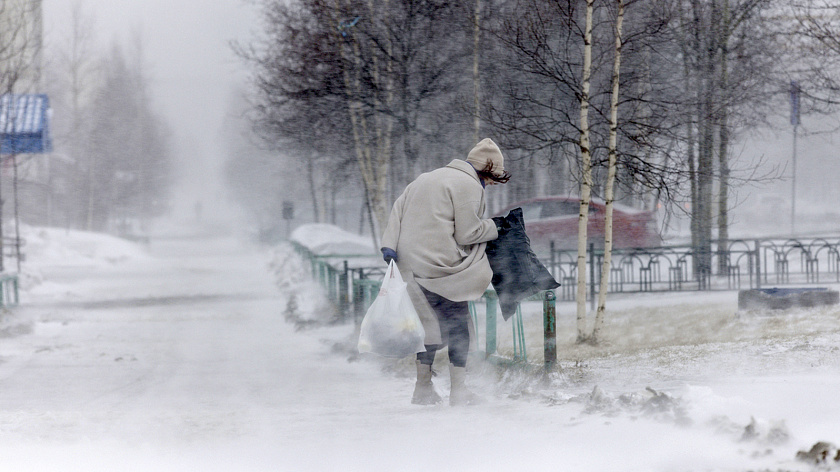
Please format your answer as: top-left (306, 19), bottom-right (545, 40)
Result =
top-left (2, 224), bottom-right (838, 471)
top-left (3, 228), bottom-right (290, 467)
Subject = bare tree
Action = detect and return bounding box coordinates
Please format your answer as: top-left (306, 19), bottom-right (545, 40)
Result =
top-left (482, 0), bottom-right (689, 341)
top-left (0, 0), bottom-right (43, 271)
top-left (234, 0), bottom-right (356, 226)
top-left (592, 0), bottom-right (626, 344)
top-left (331, 0), bottom-right (473, 236)
top-left (789, 0), bottom-right (840, 107)
top-left (333, 0), bottom-right (395, 242)
top-left (84, 41), bottom-right (173, 233)
top-left (45, 0), bottom-right (100, 228)
top-left (0, 0), bottom-right (42, 94)
top-left (238, 0), bottom-right (474, 237)
top-left (672, 0), bottom-right (780, 278)
top-left (575, 0), bottom-right (595, 343)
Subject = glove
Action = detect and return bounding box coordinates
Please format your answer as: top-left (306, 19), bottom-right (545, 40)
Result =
top-left (491, 216), bottom-right (506, 232)
top-left (381, 247), bottom-right (398, 264)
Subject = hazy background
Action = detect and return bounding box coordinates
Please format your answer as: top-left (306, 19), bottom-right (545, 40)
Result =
top-left (43, 0), bottom-right (258, 223)
top-left (679, 113), bottom-right (840, 239)
top-left (39, 0), bottom-right (840, 240)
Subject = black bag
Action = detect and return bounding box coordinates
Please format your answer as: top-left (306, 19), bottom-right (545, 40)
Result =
top-left (485, 207), bottom-right (560, 320)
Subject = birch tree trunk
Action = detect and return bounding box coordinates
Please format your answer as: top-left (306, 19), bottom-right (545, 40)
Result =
top-left (575, 0), bottom-right (595, 343)
top-left (335, 1), bottom-right (393, 246)
top-left (378, 0), bottom-right (395, 238)
top-left (592, 0), bottom-right (625, 344)
top-left (339, 24), bottom-right (375, 232)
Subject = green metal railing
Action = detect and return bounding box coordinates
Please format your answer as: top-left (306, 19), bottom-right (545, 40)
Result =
top-left (469, 289), bottom-right (556, 365)
top-left (0, 274), bottom-right (19, 308)
top-left (290, 240), bottom-right (558, 369)
top-left (468, 289), bottom-right (528, 363)
top-left (291, 241), bottom-right (383, 317)
top-left (353, 278), bottom-right (381, 324)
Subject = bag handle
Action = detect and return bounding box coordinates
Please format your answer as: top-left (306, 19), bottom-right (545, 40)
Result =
top-left (379, 260), bottom-right (400, 294)
top-left (388, 260), bottom-right (403, 281)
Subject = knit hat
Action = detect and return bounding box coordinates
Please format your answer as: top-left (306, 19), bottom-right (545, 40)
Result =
top-left (466, 138), bottom-right (505, 177)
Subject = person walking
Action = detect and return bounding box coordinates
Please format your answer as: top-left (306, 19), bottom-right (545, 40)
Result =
top-left (380, 138), bottom-right (510, 406)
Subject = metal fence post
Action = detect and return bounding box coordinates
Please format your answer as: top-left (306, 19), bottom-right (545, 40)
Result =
top-left (353, 272), bottom-right (366, 325)
top-left (327, 265), bottom-right (337, 303)
top-left (339, 261), bottom-right (349, 319)
top-left (549, 241), bottom-right (556, 279)
top-left (543, 290), bottom-right (556, 370)
top-left (512, 305), bottom-right (527, 362)
top-left (485, 291), bottom-right (497, 357)
top-left (589, 242), bottom-right (596, 311)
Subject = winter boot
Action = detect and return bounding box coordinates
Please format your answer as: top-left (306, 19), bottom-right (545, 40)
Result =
top-left (411, 361), bottom-right (442, 405)
top-left (449, 365), bottom-right (484, 406)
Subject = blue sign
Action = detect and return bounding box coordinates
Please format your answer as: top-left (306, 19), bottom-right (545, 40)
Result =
top-left (0, 94), bottom-right (52, 154)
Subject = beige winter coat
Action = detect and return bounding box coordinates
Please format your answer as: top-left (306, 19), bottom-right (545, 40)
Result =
top-left (380, 159), bottom-right (498, 345)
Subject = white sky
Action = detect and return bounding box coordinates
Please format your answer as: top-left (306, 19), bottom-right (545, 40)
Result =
top-left (43, 0), bottom-right (259, 219)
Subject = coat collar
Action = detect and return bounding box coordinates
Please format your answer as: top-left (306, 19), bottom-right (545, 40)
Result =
top-left (445, 159), bottom-right (482, 185)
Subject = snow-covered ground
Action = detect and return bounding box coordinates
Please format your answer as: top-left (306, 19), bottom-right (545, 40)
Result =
top-left (1, 220), bottom-right (838, 471)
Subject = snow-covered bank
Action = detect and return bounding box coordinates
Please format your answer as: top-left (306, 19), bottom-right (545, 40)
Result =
top-left (0, 223), bottom-right (837, 471)
top-left (290, 223), bottom-right (376, 256)
top-left (277, 225), bottom-right (840, 471)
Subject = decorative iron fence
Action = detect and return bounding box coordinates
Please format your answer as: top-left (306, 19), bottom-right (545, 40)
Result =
top-left (288, 235), bottom-right (840, 367)
top-left (546, 237), bottom-right (840, 305)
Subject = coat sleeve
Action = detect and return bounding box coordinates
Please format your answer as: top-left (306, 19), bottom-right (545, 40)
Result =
top-left (451, 186), bottom-right (498, 246)
top-left (380, 193), bottom-right (405, 251)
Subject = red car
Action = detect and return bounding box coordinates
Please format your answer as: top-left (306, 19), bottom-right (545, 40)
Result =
top-left (495, 196), bottom-right (661, 253)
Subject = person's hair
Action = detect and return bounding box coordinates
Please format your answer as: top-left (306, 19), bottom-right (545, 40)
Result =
top-left (476, 161), bottom-right (511, 184)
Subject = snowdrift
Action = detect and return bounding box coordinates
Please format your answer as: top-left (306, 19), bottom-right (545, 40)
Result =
top-left (290, 223), bottom-right (376, 255)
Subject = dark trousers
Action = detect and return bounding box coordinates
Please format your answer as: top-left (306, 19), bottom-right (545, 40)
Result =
top-left (416, 287), bottom-right (470, 368)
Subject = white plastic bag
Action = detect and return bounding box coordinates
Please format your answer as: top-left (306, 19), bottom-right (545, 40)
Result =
top-left (358, 261), bottom-right (426, 358)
